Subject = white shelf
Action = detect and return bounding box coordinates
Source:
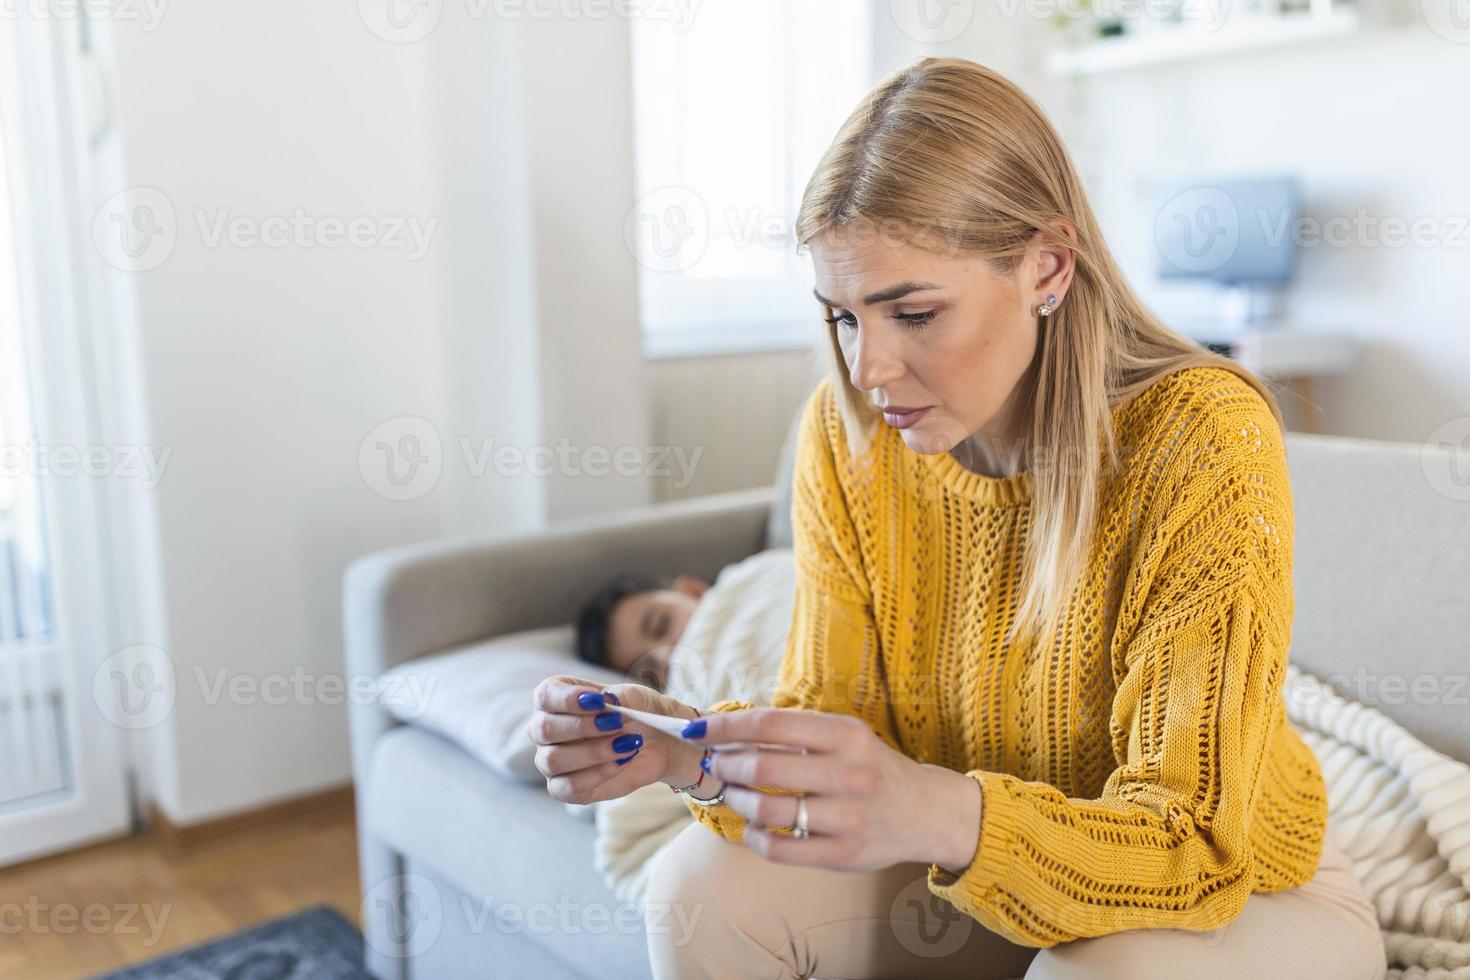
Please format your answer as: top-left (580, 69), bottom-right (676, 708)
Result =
top-left (1190, 327), bottom-right (1358, 378)
top-left (1043, 9), bottom-right (1360, 76)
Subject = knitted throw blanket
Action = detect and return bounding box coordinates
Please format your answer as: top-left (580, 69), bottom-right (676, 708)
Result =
top-left (1284, 664), bottom-right (1470, 979)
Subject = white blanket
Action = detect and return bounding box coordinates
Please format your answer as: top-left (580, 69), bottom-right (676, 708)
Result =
top-left (592, 547), bottom-right (796, 905)
top-left (1284, 665), bottom-right (1470, 979)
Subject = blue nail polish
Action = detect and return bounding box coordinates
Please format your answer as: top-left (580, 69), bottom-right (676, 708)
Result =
top-left (615, 749), bottom-right (640, 766)
top-left (578, 692), bottom-right (605, 711)
top-left (700, 753), bottom-right (711, 773)
top-left (611, 733), bottom-right (643, 753)
top-left (681, 719), bottom-right (706, 739)
top-left (603, 692), bottom-right (620, 706)
top-left (595, 711), bottom-right (623, 731)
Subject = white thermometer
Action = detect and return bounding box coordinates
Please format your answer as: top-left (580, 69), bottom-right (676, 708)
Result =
top-left (610, 704), bottom-right (804, 754)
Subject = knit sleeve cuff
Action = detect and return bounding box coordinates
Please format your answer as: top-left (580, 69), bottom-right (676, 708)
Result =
top-left (679, 699), bottom-right (755, 843)
top-left (926, 770), bottom-right (1023, 930)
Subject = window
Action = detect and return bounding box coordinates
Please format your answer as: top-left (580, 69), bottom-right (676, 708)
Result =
top-left (629, 0), bottom-right (872, 358)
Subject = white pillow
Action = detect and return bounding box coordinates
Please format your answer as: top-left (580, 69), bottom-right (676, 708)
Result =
top-left (375, 624), bottom-right (627, 790)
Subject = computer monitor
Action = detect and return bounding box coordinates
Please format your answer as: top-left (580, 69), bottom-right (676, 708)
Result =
top-left (1152, 175), bottom-right (1301, 331)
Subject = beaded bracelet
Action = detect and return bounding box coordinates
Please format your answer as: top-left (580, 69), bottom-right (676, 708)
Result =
top-left (668, 708), bottom-right (721, 803)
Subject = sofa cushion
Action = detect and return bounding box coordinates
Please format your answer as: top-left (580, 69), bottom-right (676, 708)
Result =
top-left (1284, 432), bottom-right (1470, 764)
top-left (375, 625), bottom-right (625, 785)
top-left (365, 725), bottom-right (653, 978)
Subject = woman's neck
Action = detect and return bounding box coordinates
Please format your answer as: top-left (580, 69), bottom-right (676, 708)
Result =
top-left (951, 361), bottom-right (1038, 478)
top-left (950, 432), bottom-right (1027, 478)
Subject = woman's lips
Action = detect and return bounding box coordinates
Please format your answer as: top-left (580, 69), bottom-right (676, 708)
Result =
top-left (882, 406), bottom-right (931, 429)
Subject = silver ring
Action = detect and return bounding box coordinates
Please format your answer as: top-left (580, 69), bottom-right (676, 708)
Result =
top-left (793, 796), bottom-right (809, 839)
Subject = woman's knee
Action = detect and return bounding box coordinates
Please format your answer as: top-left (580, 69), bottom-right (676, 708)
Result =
top-left (642, 823), bottom-right (793, 975)
top-left (644, 824), bottom-right (722, 921)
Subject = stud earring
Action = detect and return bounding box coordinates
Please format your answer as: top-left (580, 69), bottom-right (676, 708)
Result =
top-left (1036, 293), bottom-right (1060, 317)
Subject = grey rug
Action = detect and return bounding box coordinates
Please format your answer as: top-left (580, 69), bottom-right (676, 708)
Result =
top-left (92, 906), bottom-right (370, 980)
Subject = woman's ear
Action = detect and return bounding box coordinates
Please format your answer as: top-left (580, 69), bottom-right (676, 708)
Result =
top-left (672, 575), bottom-right (709, 599)
top-left (1030, 221), bottom-right (1077, 301)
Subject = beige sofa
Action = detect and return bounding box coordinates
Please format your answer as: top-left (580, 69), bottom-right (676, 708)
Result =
top-left (344, 421), bottom-right (1470, 979)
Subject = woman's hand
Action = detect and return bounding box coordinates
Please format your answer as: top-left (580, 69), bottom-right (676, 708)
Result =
top-left (528, 675), bottom-right (708, 806)
top-left (685, 707), bottom-right (984, 874)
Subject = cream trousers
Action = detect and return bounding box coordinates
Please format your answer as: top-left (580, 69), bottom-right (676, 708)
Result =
top-left (642, 821), bottom-right (1387, 980)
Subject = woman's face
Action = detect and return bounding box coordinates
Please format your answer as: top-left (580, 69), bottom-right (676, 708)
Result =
top-left (809, 222), bottom-right (1072, 456)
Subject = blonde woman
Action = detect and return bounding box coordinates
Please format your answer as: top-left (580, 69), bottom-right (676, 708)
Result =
top-left (530, 57), bottom-right (1386, 979)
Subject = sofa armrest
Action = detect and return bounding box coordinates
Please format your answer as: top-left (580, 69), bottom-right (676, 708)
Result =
top-left (343, 485), bottom-right (774, 773)
top-left (345, 486), bottom-right (772, 977)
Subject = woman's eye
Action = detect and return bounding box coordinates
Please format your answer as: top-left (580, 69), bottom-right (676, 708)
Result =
top-left (896, 310), bottom-right (937, 330)
top-left (824, 310), bottom-right (936, 332)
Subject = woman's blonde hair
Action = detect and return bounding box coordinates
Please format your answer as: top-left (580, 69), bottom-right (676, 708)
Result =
top-left (795, 56), bottom-right (1285, 651)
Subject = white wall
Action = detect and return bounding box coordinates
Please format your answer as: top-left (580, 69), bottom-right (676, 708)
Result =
top-left (104, 2), bottom-right (646, 823)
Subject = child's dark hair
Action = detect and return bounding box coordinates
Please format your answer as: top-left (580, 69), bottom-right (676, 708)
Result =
top-left (575, 573), bottom-right (675, 667)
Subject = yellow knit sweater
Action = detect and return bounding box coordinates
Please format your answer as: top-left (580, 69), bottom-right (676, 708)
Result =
top-left (683, 366), bottom-right (1329, 947)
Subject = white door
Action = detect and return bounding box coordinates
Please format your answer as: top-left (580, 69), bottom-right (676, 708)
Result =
top-left (0, 17), bottom-right (135, 865)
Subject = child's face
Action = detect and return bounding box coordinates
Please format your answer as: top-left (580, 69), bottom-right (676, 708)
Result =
top-left (605, 576), bottom-right (707, 689)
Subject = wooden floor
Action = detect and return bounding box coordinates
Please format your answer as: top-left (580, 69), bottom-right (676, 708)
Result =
top-left (0, 800), bottom-right (361, 979)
